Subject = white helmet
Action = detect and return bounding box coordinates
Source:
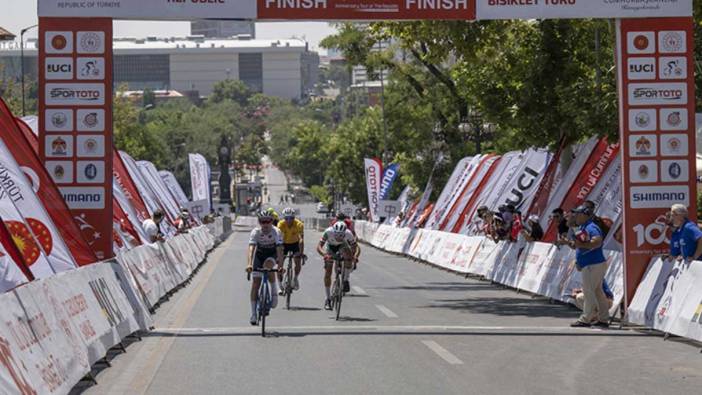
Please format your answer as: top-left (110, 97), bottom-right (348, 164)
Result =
top-left (282, 207), bottom-right (295, 218)
top-left (332, 221), bottom-right (347, 235)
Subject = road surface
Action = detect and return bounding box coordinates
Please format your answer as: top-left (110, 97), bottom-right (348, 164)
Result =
top-left (71, 228), bottom-right (702, 395)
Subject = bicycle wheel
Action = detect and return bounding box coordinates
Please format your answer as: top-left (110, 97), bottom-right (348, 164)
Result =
top-left (335, 262), bottom-right (344, 321)
top-left (260, 280), bottom-right (268, 337)
top-left (285, 267), bottom-right (293, 310)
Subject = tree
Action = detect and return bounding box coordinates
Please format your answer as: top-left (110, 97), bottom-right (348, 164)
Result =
top-left (209, 79), bottom-right (253, 106)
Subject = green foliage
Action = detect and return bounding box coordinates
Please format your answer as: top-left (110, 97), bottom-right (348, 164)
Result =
top-left (309, 185), bottom-right (330, 205)
top-left (209, 79), bottom-right (252, 106)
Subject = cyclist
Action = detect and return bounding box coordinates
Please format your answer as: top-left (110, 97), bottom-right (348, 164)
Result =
top-left (246, 210), bottom-right (284, 325)
top-left (317, 221), bottom-right (360, 310)
top-left (330, 212), bottom-right (356, 237)
top-left (266, 207), bottom-right (280, 223)
top-left (277, 207), bottom-right (305, 294)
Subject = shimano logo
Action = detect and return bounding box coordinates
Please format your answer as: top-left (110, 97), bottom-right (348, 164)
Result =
top-left (632, 192), bottom-right (686, 202)
top-left (633, 88), bottom-right (683, 100)
top-left (63, 193), bottom-right (102, 203)
top-left (50, 88), bottom-right (100, 100)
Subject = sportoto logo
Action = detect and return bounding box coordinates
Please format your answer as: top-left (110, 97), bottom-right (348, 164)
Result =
top-left (628, 83), bottom-right (686, 106)
top-left (659, 31), bottom-right (685, 53)
top-left (77, 31), bottom-right (104, 54)
top-left (45, 83), bottom-right (105, 105)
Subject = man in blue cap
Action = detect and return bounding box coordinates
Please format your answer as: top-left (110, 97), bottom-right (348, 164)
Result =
top-left (568, 204), bottom-right (610, 328)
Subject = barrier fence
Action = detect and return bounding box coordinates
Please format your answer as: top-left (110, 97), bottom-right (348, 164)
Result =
top-left (0, 224), bottom-right (228, 394)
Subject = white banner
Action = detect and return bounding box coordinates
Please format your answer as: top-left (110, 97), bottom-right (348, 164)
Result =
top-left (160, 170), bottom-right (189, 207)
top-left (0, 137), bottom-right (77, 277)
top-left (0, 237), bottom-right (28, 293)
top-left (113, 179), bottom-right (148, 243)
top-left (495, 148), bottom-right (550, 212)
top-left (433, 155), bottom-right (483, 230)
top-left (138, 161), bottom-right (181, 222)
top-left (424, 156), bottom-right (475, 230)
top-left (476, 0), bottom-right (692, 20)
top-left (443, 155), bottom-right (500, 233)
top-left (39, 0), bottom-right (257, 19)
top-left (363, 158), bottom-right (383, 222)
top-left (189, 153), bottom-right (211, 214)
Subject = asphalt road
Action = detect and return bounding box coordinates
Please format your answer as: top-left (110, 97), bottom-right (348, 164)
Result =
top-left (72, 228), bottom-right (702, 395)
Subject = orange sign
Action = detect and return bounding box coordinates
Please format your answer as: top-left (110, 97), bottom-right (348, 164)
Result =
top-left (616, 17), bottom-right (696, 305)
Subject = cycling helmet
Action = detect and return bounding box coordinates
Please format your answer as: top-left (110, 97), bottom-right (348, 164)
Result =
top-left (336, 212), bottom-right (347, 220)
top-left (257, 210), bottom-right (274, 221)
top-left (282, 207), bottom-right (295, 218)
top-left (332, 221), bottom-right (347, 234)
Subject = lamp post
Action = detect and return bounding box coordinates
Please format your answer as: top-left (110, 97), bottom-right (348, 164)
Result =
top-left (459, 108), bottom-right (495, 154)
top-left (20, 24), bottom-right (38, 117)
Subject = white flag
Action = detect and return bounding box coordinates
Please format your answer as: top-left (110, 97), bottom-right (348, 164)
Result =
top-left (189, 154), bottom-right (211, 213)
top-left (364, 158), bottom-right (383, 222)
top-left (159, 170), bottom-right (189, 206)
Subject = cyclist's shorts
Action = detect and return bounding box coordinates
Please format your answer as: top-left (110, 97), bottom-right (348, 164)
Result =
top-left (283, 243), bottom-right (300, 256)
top-left (254, 248), bottom-right (277, 270)
top-left (325, 243), bottom-right (351, 259)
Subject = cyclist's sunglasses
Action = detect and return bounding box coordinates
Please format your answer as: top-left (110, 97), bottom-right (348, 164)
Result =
top-left (284, 216), bottom-right (294, 220)
top-left (259, 219), bottom-right (273, 224)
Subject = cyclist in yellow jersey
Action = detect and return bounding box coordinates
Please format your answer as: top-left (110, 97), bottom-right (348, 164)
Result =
top-left (277, 207), bottom-right (305, 293)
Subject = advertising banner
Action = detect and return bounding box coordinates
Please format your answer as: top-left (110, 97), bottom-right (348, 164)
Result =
top-left (113, 149), bottom-right (150, 222)
top-left (138, 161), bottom-right (181, 222)
top-left (160, 170), bottom-right (189, 207)
top-left (39, 0), bottom-right (257, 19)
top-left (363, 158), bottom-right (383, 221)
top-left (189, 153), bottom-right (212, 215)
top-left (425, 156), bottom-right (474, 230)
top-left (493, 148), bottom-right (550, 211)
top-left (434, 155), bottom-right (483, 230)
top-left (0, 99), bottom-right (98, 266)
top-left (442, 155), bottom-right (499, 233)
top-left (39, 17), bottom-right (114, 260)
top-left (476, 0), bottom-right (692, 20)
top-left (526, 142), bottom-right (564, 219)
top-left (258, 0), bottom-right (476, 20)
top-left (0, 219), bottom-right (30, 292)
top-left (616, 17), bottom-right (697, 305)
top-left (378, 163), bottom-right (400, 201)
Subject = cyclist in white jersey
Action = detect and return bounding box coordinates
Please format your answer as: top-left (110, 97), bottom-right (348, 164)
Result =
top-left (316, 222), bottom-right (360, 310)
top-left (246, 210), bottom-right (284, 325)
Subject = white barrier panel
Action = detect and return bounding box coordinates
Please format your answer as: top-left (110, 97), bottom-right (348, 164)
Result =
top-left (234, 216), bottom-right (258, 228)
top-left (629, 257), bottom-right (702, 342)
top-left (468, 238), bottom-right (502, 276)
top-left (0, 259), bottom-right (152, 394)
top-left (516, 242), bottom-right (558, 293)
top-left (487, 239), bottom-right (525, 286)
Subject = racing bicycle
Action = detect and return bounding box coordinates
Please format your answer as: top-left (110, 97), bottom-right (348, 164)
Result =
top-left (282, 252), bottom-right (306, 310)
top-left (248, 267), bottom-right (279, 337)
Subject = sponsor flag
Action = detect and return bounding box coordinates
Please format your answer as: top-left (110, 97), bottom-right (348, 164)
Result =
top-left (189, 153), bottom-right (212, 214)
top-left (0, 98), bottom-right (98, 265)
top-left (0, 217), bottom-right (32, 292)
top-left (407, 176), bottom-right (433, 228)
top-left (526, 139), bottom-right (565, 219)
top-left (363, 158), bottom-right (383, 221)
top-left (542, 137), bottom-right (620, 242)
top-left (446, 155), bottom-right (501, 233)
top-left (431, 156), bottom-right (481, 230)
top-left (159, 170), bottom-right (189, 206)
top-left (113, 149), bottom-right (149, 222)
top-left (378, 163), bottom-right (400, 201)
top-left (423, 156), bottom-right (474, 229)
top-left (138, 161), bottom-right (181, 222)
top-left (0, 136), bottom-right (77, 275)
top-left (439, 155), bottom-right (495, 232)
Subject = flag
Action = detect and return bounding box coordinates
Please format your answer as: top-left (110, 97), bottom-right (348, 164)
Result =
top-left (378, 163), bottom-right (400, 200)
top-left (0, 217), bottom-right (32, 292)
top-left (159, 170), bottom-right (189, 206)
top-left (0, 98), bottom-right (97, 265)
top-left (363, 158), bottom-right (383, 221)
top-left (189, 153), bottom-right (212, 214)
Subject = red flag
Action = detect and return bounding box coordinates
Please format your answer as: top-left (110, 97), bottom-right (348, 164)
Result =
top-left (0, 98), bottom-right (98, 265)
top-left (542, 137), bottom-right (620, 242)
top-left (526, 138), bottom-right (565, 220)
top-left (113, 148), bottom-right (150, 222)
top-left (0, 217), bottom-right (34, 282)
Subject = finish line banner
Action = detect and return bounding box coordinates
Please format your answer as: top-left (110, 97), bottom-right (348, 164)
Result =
top-left (38, 0), bottom-right (691, 19)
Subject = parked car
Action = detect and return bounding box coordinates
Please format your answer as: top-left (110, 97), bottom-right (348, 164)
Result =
top-left (317, 202), bottom-right (329, 213)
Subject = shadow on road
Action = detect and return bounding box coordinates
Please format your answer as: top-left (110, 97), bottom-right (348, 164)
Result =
top-left (419, 297), bottom-right (577, 319)
top-left (334, 316), bottom-right (376, 322)
top-left (287, 306), bottom-right (322, 311)
top-left (374, 281), bottom-right (494, 292)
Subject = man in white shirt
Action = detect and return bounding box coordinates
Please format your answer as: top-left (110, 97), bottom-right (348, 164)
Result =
top-left (142, 209), bottom-right (165, 243)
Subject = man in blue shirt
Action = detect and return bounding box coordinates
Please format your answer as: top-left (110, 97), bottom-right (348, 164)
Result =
top-left (568, 205), bottom-right (610, 328)
top-left (668, 204), bottom-right (702, 262)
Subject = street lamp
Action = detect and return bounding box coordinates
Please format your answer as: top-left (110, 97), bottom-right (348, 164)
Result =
top-left (20, 24), bottom-right (38, 117)
top-left (459, 108), bottom-right (496, 154)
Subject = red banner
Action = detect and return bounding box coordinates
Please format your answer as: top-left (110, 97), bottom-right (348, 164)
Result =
top-left (617, 17), bottom-right (697, 305)
top-left (451, 156), bottom-right (502, 233)
top-left (526, 139), bottom-right (564, 220)
top-left (39, 17), bottom-right (114, 260)
top-left (0, 99), bottom-right (98, 266)
top-left (258, 0), bottom-right (475, 20)
top-left (113, 149), bottom-right (150, 223)
top-left (542, 137), bottom-right (620, 242)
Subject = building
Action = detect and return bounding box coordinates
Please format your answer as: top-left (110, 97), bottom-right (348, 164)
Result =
top-left (0, 36), bottom-right (319, 100)
top-left (191, 20), bottom-right (255, 38)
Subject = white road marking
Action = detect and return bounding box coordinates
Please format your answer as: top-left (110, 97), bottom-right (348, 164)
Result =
top-left (352, 286), bottom-right (367, 295)
top-left (421, 340), bottom-right (464, 365)
top-left (375, 304), bottom-right (399, 318)
top-left (154, 325), bottom-right (632, 333)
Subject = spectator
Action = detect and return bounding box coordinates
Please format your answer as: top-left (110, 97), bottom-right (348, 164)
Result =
top-left (492, 213), bottom-right (509, 241)
top-left (568, 205), bottom-right (610, 328)
top-left (555, 209), bottom-right (578, 247)
top-left (510, 210), bottom-right (523, 241)
top-left (394, 211), bottom-right (405, 227)
top-left (521, 215), bottom-right (544, 241)
top-left (584, 200), bottom-right (612, 238)
top-left (174, 207), bottom-right (191, 233)
top-left (550, 208), bottom-right (570, 239)
top-left (143, 209), bottom-right (165, 243)
top-left (571, 279), bottom-right (614, 313)
top-left (667, 204), bottom-right (702, 262)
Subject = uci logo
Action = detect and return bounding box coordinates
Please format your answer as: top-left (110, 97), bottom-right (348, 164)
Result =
top-left (629, 64), bottom-right (653, 73)
top-left (47, 64), bottom-right (71, 73)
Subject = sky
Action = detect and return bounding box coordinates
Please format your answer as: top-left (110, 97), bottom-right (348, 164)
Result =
top-left (1, 1), bottom-right (337, 54)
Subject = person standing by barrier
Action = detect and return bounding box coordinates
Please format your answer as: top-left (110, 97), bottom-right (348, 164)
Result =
top-left (551, 208), bottom-right (570, 239)
top-left (667, 204), bottom-right (702, 262)
top-left (521, 215), bottom-right (544, 242)
top-left (143, 209), bottom-right (165, 243)
top-left (568, 205), bottom-right (609, 328)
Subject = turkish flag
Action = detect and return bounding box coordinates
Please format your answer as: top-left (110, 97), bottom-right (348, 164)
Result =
top-left (0, 98), bottom-right (97, 265)
top-left (0, 217), bottom-right (34, 282)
